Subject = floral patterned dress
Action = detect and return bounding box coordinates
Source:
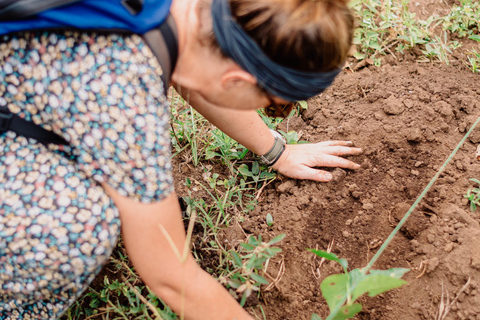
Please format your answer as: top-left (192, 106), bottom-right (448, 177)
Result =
top-left (0, 31), bottom-right (174, 319)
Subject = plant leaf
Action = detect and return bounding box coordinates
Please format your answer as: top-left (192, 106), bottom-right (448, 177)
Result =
top-left (351, 275), bottom-right (407, 302)
top-left (469, 35), bottom-right (480, 42)
top-left (240, 243), bottom-right (255, 251)
top-left (237, 164), bottom-right (252, 177)
top-left (320, 274), bottom-right (349, 312)
top-left (250, 273), bottom-right (269, 285)
top-left (330, 304), bottom-right (362, 320)
top-left (269, 233), bottom-right (286, 245)
top-left (298, 100), bottom-right (308, 110)
top-left (311, 313), bottom-right (323, 320)
top-left (252, 161), bottom-right (260, 175)
top-left (230, 250), bottom-right (243, 267)
top-left (369, 268), bottom-right (410, 279)
top-left (308, 249), bottom-right (348, 271)
top-left (266, 213), bottom-right (274, 226)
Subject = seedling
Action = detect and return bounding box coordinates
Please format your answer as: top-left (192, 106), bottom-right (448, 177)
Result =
top-left (266, 213), bottom-right (274, 227)
top-left (308, 249), bottom-right (408, 320)
top-left (465, 49), bottom-right (480, 73)
top-left (465, 178), bottom-right (480, 212)
top-left (237, 161), bottom-right (276, 185)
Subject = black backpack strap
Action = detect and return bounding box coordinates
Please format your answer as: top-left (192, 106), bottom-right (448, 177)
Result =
top-left (0, 106), bottom-right (69, 145)
top-left (143, 13), bottom-right (178, 94)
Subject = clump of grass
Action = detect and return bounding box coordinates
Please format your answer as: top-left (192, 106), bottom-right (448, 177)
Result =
top-left (442, 0), bottom-right (480, 38)
top-left (349, 0), bottom-right (435, 64)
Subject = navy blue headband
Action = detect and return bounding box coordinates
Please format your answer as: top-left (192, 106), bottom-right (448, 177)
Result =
top-left (211, 0), bottom-right (341, 101)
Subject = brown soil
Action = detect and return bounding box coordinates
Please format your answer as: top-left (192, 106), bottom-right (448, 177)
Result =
top-left (174, 61), bottom-right (480, 320)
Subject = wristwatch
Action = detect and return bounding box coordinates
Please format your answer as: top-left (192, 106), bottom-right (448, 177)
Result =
top-left (258, 129), bottom-right (286, 166)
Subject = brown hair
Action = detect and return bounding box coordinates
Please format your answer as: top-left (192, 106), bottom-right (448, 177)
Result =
top-left (232, 0), bottom-right (353, 72)
top-left (198, 0), bottom-right (353, 116)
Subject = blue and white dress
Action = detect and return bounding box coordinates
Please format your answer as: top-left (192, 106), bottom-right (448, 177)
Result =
top-left (0, 31), bottom-right (174, 319)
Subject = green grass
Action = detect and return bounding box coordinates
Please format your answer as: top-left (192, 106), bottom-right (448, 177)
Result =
top-left (350, 0), bottom-right (480, 68)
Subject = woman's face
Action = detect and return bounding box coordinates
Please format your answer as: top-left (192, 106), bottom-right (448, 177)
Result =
top-left (171, 0), bottom-right (293, 112)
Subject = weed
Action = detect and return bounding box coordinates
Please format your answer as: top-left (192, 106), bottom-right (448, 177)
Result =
top-left (464, 178), bottom-right (480, 212)
top-left (205, 129), bottom-right (248, 168)
top-left (422, 33), bottom-right (461, 64)
top-left (219, 234), bottom-right (285, 306)
top-left (349, 0), bottom-right (434, 63)
top-left (443, 0), bottom-right (480, 38)
top-left (237, 161), bottom-right (276, 185)
top-left (465, 49), bottom-right (480, 73)
top-left (170, 92), bottom-right (209, 166)
top-left (308, 250), bottom-right (409, 320)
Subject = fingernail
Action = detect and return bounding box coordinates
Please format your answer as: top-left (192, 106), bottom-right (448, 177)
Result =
top-left (355, 164), bottom-right (361, 169)
top-left (346, 141), bottom-right (353, 146)
top-left (324, 173), bottom-right (333, 181)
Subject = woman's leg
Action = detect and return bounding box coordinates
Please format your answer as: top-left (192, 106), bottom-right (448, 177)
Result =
top-left (0, 133), bottom-right (121, 319)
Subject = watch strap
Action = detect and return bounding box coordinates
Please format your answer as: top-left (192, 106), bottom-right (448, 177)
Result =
top-left (258, 130), bottom-right (286, 166)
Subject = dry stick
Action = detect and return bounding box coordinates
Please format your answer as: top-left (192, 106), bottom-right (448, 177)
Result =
top-left (255, 177), bottom-right (276, 201)
top-left (437, 278), bottom-right (471, 320)
top-left (326, 116), bottom-right (480, 320)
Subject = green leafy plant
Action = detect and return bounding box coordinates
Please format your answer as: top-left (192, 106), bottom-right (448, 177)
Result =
top-left (349, 0), bottom-right (434, 63)
top-left (443, 0), bottom-right (480, 38)
top-left (465, 178), bottom-right (480, 212)
top-left (237, 161), bottom-right (276, 185)
top-left (465, 49), bottom-right (480, 73)
top-left (308, 250), bottom-right (409, 320)
top-left (219, 234), bottom-right (285, 306)
top-left (422, 33), bottom-right (461, 65)
top-left (205, 129), bottom-right (248, 166)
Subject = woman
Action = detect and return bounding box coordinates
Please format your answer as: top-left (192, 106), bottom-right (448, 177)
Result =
top-left (0, 0), bottom-right (361, 318)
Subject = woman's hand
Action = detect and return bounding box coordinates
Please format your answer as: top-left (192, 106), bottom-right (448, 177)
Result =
top-left (272, 141), bottom-right (363, 182)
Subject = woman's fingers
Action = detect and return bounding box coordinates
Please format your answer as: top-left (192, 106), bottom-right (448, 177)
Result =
top-left (315, 140), bottom-right (356, 147)
top-left (315, 146), bottom-right (363, 157)
top-left (285, 166), bottom-right (336, 182)
top-left (310, 153), bottom-right (361, 170)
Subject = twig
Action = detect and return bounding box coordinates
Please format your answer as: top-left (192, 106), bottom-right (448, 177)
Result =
top-left (265, 257), bottom-right (286, 291)
top-left (255, 173), bottom-right (276, 201)
top-left (436, 278), bottom-right (471, 320)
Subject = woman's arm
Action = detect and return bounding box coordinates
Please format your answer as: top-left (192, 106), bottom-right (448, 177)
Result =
top-left (185, 91), bottom-right (363, 182)
top-left (103, 184), bottom-right (254, 320)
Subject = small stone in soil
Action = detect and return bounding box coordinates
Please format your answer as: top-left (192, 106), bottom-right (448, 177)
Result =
top-left (331, 168), bottom-right (347, 183)
top-left (383, 95), bottom-right (405, 115)
top-left (427, 257), bottom-right (439, 273)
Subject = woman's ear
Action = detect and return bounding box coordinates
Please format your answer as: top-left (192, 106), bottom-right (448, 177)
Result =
top-left (221, 69), bottom-right (257, 90)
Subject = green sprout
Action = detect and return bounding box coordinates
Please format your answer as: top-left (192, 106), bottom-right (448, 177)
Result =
top-left (465, 178), bottom-right (480, 212)
top-left (308, 250), bottom-right (409, 320)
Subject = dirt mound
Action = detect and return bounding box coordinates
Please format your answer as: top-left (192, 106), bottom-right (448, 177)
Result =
top-left (243, 62), bottom-right (480, 320)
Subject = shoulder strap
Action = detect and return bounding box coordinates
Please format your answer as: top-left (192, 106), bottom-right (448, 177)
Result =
top-left (0, 15), bottom-right (178, 147)
top-left (143, 13), bottom-right (178, 94)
